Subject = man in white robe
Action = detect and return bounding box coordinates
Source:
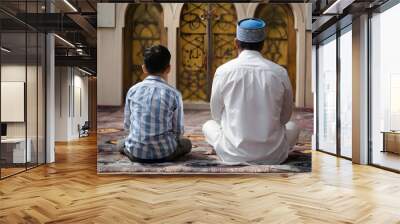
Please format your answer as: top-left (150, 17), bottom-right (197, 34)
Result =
top-left (202, 18), bottom-right (300, 164)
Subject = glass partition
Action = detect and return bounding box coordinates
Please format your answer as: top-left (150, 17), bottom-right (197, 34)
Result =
top-left (0, 1), bottom-right (46, 179)
top-left (1, 30), bottom-right (28, 177)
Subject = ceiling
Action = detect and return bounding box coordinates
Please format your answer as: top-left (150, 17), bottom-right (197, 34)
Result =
top-left (311, 0), bottom-right (389, 43)
top-left (0, 0), bottom-right (394, 74)
top-left (0, 0), bottom-right (97, 73)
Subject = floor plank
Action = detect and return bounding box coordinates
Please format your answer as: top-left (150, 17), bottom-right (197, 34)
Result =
top-left (0, 135), bottom-right (400, 223)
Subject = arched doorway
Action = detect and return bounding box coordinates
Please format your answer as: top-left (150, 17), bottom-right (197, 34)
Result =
top-left (123, 4), bottom-right (166, 98)
top-left (255, 4), bottom-right (297, 95)
top-left (178, 3), bottom-right (237, 102)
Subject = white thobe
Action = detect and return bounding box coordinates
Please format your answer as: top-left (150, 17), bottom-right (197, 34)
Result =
top-left (202, 50), bottom-right (299, 164)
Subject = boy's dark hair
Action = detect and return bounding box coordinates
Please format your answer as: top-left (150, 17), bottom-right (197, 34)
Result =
top-left (237, 40), bottom-right (264, 51)
top-left (143, 45), bottom-right (171, 74)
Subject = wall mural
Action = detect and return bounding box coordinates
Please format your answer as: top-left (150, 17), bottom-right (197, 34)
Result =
top-left (178, 3), bottom-right (237, 102)
top-left (255, 4), bottom-right (297, 95)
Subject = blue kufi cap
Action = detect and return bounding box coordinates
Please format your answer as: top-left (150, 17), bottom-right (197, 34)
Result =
top-left (236, 18), bottom-right (266, 43)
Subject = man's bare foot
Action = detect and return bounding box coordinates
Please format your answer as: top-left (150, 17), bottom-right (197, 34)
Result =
top-left (205, 149), bottom-right (216, 155)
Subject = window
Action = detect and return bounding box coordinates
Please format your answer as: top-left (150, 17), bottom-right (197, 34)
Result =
top-left (317, 35), bottom-right (337, 154)
top-left (339, 27), bottom-right (352, 158)
top-left (370, 3), bottom-right (400, 171)
top-left (316, 24), bottom-right (353, 158)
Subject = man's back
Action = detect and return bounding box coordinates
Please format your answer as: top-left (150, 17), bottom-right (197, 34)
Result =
top-left (209, 50), bottom-right (293, 164)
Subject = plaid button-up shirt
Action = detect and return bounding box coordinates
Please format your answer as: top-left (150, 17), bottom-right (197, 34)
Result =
top-left (124, 75), bottom-right (184, 159)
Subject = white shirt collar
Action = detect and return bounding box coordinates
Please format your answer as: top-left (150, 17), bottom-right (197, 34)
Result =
top-left (238, 50), bottom-right (263, 59)
top-left (145, 75), bottom-right (166, 83)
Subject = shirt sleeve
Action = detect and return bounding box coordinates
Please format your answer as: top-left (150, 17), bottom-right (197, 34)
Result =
top-left (280, 69), bottom-right (294, 125)
top-left (172, 92), bottom-right (184, 137)
top-left (123, 91), bottom-right (132, 131)
top-left (210, 72), bottom-right (224, 123)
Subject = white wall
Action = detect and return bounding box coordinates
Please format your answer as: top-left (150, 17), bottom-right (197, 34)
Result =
top-left (97, 3), bottom-right (126, 106)
top-left (305, 31), bottom-right (313, 108)
top-left (97, 24), bottom-right (123, 106)
top-left (72, 73), bottom-right (89, 138)
top-left (55, 67), bottom-right (69, 141)
top-left (97, 3), bottom-right (312, 108)
top-left (55, 67), bottom-right (89, 141)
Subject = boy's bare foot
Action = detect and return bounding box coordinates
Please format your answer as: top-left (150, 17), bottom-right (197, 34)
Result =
top-left (205, 149), bottom-right (216, 155)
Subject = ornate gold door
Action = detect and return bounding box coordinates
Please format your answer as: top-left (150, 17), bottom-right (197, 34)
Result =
top-left (255, 4), bottom-right (297, 95)
top-left (178, 3), bottom-right (237, 102)
top-left (123, 4), bottom-right (166, 98)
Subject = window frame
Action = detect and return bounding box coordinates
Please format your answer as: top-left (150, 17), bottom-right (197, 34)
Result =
top-left (315, 22), bottom-right (353, 161)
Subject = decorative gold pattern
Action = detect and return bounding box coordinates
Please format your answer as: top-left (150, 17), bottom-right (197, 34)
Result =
top-left (178, 3), bottom-right (237, 102)
top-left (255, 4), bottom-right (297, 95)
top-left (124, 4), bottom-right (165, 98)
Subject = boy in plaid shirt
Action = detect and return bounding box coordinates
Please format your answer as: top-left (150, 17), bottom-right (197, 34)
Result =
top-left (120, 45), bottom-right (192, 163)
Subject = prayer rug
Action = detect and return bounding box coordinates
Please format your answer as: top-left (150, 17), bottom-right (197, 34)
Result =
top-left (97, 108), bottom-right (312, 174)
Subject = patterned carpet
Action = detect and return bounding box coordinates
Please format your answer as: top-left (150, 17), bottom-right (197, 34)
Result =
top-left (97, 107), bottom-right (312, 174)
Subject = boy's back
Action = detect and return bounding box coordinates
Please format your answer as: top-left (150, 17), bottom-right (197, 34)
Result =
top-left (120, 45), bottom-right (191, 163)
top-left (124, 75), bottom-right (184, 160)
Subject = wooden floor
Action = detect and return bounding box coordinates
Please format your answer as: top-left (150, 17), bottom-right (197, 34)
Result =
top-left (1, 136), bottom-right (400, 224)
top-left (1, 167), bottom-right (26, 178)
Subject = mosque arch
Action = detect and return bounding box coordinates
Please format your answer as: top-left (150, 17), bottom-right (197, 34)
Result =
top-left (254, 4), bottom-right (297, 95)
top-left (122, 3), bottom-right (166, 98)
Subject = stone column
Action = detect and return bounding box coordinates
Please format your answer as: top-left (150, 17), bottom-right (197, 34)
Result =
top-left (352, 14), bottom-right (369, 164)
top-left (46, 10), bottom-right (56, 163)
